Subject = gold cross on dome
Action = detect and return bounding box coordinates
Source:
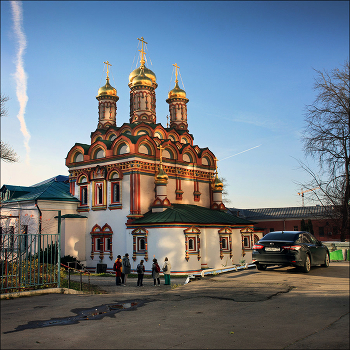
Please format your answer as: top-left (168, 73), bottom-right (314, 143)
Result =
top-left (173, 63), bottom-right (180, 83)
top-left (214, 157), bottom-right (218, 175)
top-left (104, 61), bottom-right (112, 80)
top-left (137, 37), bottom-right (148, 66)
top-left (158, 144), bottom-right (165, 164)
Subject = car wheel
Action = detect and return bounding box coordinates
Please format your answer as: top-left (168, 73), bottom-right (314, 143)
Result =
top-left (301, 255), bottom-right (311, 273)
top-left (321, 253), bottom-right (330, 267)
top-left (256, 263), bottom-right (267, 271)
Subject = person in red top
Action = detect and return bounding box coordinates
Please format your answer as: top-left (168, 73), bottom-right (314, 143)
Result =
top-left (114, 255), bottom-right (122, 286)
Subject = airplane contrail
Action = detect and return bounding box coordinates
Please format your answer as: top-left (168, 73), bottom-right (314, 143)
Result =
top-left (219, 145), bottom-right (262, 161)
top-left (11, 1), bottom-right (30, 164)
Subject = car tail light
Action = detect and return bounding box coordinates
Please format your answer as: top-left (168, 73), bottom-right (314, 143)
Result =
top-left (282, 245), bottom-right (301, 251)
top-left (252, 244), bottom-right (264, 250)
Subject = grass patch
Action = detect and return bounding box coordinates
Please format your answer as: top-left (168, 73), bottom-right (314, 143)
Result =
top-left (60, 278), bottom-right (107, 294)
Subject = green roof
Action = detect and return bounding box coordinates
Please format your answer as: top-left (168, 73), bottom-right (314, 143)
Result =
top-left (55, 214), bottom-right (87, 219)
top-left (130, 204), bottom-right (254, 226)
top-left (1, 176), bottom-right (79, 203)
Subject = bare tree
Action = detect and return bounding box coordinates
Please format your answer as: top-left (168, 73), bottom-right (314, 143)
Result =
top-left (0, 95), bottom-right (19, 163)
top-left (300, 60), bottom-right (349, 241)
top-left (219, 177), bottom-right (232, 205)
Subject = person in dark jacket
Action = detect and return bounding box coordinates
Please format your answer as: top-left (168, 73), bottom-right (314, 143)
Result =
top-left (114, 255), bottom-right (122, 286)
top-left (136, 260), bottom-right (145, 286)
top-left (121, 253), bottom-right (131, 286)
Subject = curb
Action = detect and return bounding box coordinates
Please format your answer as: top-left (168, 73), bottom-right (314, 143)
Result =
top-left (1, 288), bottom-right (86, 300)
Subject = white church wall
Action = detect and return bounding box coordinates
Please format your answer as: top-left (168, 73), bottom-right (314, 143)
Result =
top-left (198, 181), bottom-right (210, 208)
top-left (139, 173), bottom-right (155, 214)
top-left (127, 227), bottom-right (202, 274)
top-left (167, 177), bottom-right (177, 203)
top-left (232, 229), bottom-right (245, 264)
top-left (201, 227), bottom-right (222, 269)
top-left (61, 218), bottom-right (87, 262)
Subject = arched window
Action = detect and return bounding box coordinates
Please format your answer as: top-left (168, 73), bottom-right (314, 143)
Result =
top-left (183, 153), bottom-right (193, 163)
top-left (154, 131), bottom-right (163, 139)
top-left (80, 186), bottom-right (88, 206)
top-left (117, 143), bottom-right (130, 155)
top-left (94, 148), bottom-right (105, 159)
top-left (137, 130), bottom-right (149, 136)
top-left (181, 137), bottom-right (188, 144)
top-left (138, 238), bottom-right (146, 251)
top-left (92, 181), bottom-right (106, 209)
top-left (97, 184), bottom-right (103, 204)
top-left (74, 152), bottom-right (84, 163)
top-left (111, 182), bottom-right (120, 203)
top-left (78, 175), bottom-right (89, 208)
top-left (202, 156), bottom-right (210, 166)
top-left (109, 134), bottom-right (117, 141)
top-left (163, 149), bottom-right (174, 159)
top-left (139, 144), bottom-right (151, 155)
top-left (79, 176), bottom-right (87, 184)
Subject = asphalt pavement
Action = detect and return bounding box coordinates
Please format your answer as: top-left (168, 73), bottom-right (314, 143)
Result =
top-left (1, 262), bottom-right (349, 349)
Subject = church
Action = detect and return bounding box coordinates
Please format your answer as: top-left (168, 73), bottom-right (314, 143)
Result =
top-left (1, 38), bottom-right (261, 275)
top-left (64, 37), bottom-right (260, 274)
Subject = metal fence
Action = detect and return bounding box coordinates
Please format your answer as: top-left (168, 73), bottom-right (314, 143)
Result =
top-left (0, 232), bottom-right (60, 293)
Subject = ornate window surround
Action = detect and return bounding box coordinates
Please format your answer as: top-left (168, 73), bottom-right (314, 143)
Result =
top-left (131, 228), bottom-right (149, 262)
top-left (218, 227), bottom-right (233, 259)
top-left (240, 227), bottom-right (258, 250)
top-left (90, 224), bottom-right (113, 261)
top-left (77, 174), bottom-right (90, 212)
top-left (107, 167), bottom-right (123, 210)
top-left (184, 226), bottom-right (201, 261)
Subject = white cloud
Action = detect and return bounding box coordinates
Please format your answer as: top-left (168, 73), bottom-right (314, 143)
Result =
top-left (10, 1), bottom-right (30, 164)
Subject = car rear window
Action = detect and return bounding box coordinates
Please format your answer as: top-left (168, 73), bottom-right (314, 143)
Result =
top-left (260, 232), bottom-right (299, 241)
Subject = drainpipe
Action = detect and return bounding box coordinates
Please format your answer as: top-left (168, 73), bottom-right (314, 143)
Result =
top-left (35, 200), bottom-right (42, 234)
top-left (35, 200), bottom-right (42, 272)
top-left (57, 210), bottom-right (61, 288)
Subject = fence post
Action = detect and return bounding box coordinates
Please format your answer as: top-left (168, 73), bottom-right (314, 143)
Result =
top-left (57, 210), bottom-right (61, 288)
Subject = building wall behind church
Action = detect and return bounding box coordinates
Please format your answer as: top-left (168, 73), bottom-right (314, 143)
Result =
top-left (61, 218), bottom-right (87, 262)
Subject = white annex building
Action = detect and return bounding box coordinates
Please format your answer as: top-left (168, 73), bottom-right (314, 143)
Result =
top-left (2, 38), bottom-right (262, 274)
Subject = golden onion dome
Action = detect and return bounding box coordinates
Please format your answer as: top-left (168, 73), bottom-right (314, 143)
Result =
top-left (212, 174), bottom-right (223, 191)
top-left (168, 81), bottom-right (187, 100)
top-left (129, 66), bottom-right (156, 85)
top-left (155, 165), bottom-right (168, 184)
top-left (97, 78), bottom-right (117, 98)
top-left (132, 67), bottom-right (153, 87)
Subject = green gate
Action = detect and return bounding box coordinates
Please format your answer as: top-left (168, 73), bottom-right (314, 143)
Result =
top-left (1, 213), bottom-right (61, 294)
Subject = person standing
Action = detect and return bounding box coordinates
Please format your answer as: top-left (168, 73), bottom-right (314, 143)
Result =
top-left (136, 260), bottom-right (145, 286)
top-left (114, 255), bottom-right (122, 286)
top-left (122, 253), bottom-right (131, 286)
top-left (152, 258), bottom-right (161, 286)
top-left (162, 257), bottom-right (171, 285)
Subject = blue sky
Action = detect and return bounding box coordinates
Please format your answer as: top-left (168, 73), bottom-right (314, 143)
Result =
top-left (1, 1), bottom-right (349, 208)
